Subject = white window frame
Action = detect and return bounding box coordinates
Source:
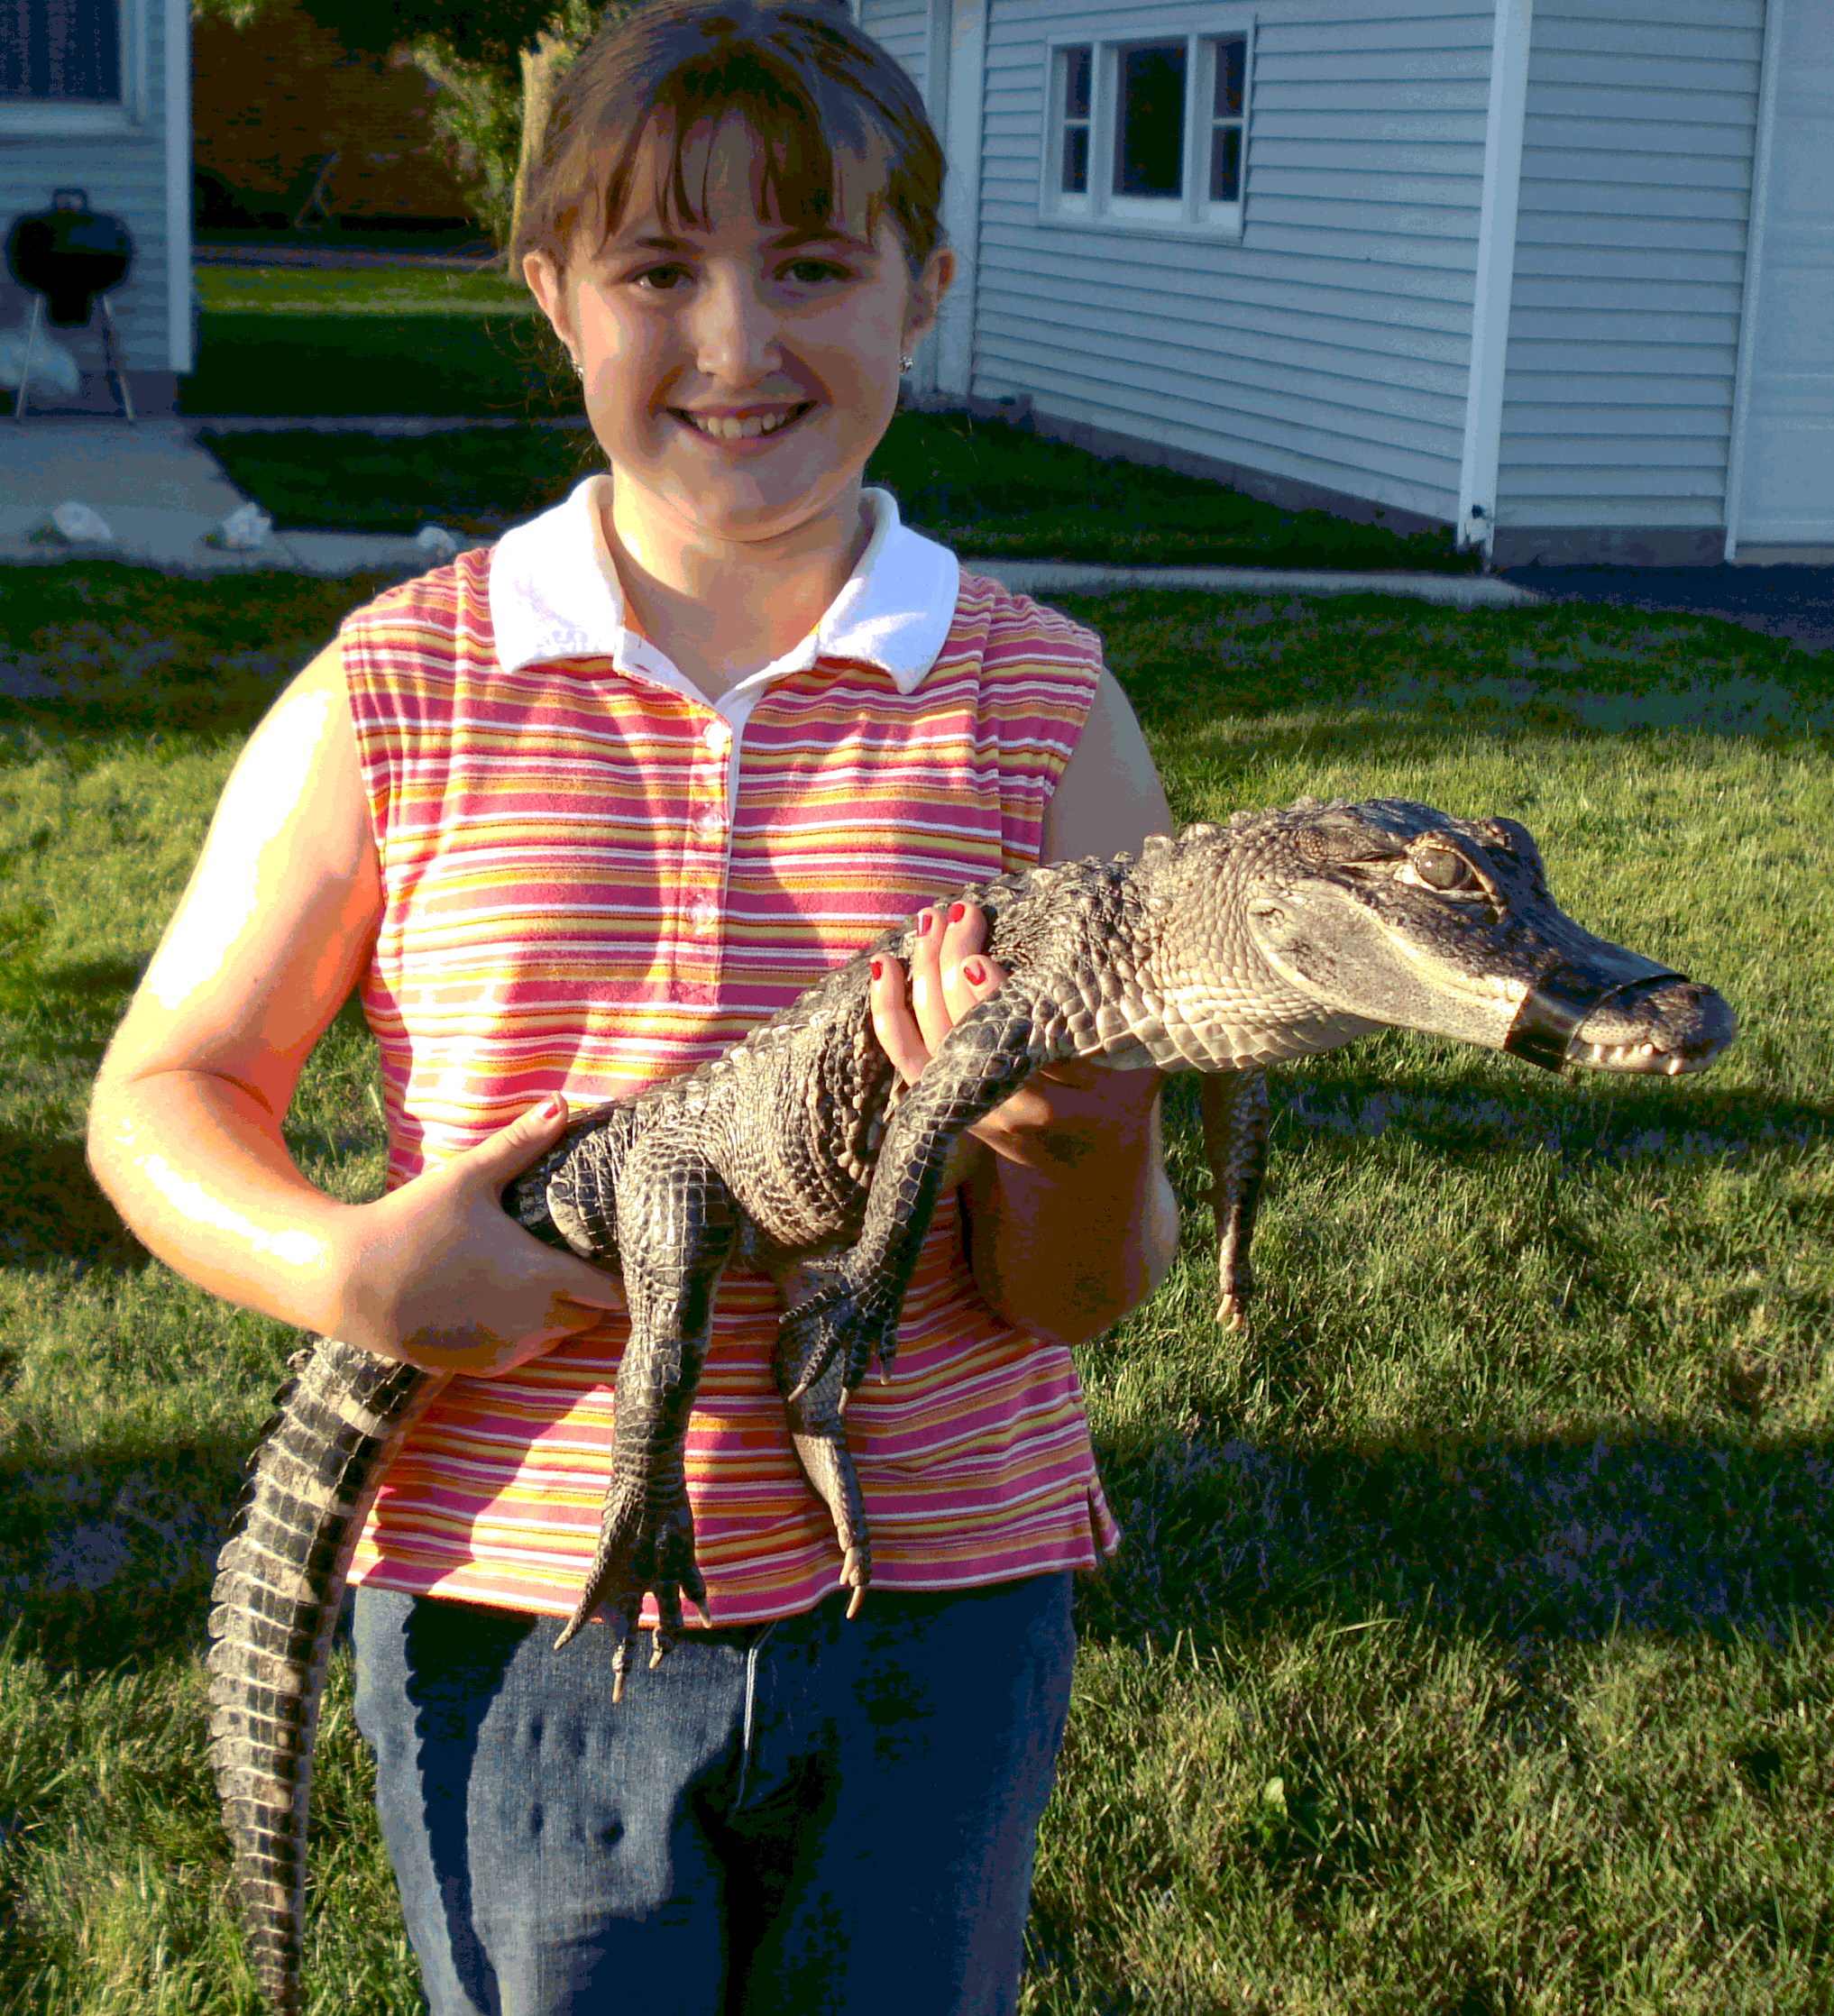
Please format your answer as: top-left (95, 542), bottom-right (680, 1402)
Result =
top-left (0, 0), bottom-right (151, 136)
top-left (1040, 22), bottom-right (1254, 241)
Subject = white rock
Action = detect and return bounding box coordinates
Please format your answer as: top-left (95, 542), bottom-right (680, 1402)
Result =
top-left (50, 500), bottom-right (115, 544)
top-left (416, 523), bottom-right (459, 560)
top-left (215, 502), bottom-right (272, 551)
top-left (0, 327), bottom-right (82, 397)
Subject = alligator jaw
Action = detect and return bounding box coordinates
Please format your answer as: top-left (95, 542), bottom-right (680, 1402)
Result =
top-left (1562, 973), bottom-right (1739, 1075)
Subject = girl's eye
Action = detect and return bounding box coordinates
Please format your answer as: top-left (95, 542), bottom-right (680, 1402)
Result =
top-left (631, 262), bottom-right (691, 290)
top-left (786, 260), bottom-right (849, 285)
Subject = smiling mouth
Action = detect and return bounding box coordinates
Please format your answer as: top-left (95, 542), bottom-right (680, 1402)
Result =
top-left (673, 402), bottom-right (815, 443)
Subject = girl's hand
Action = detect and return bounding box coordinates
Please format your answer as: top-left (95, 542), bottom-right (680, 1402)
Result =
top-left (330, 1095), bottom-right (626, 1377)
top-left (868, 903), bottom-right (1140, 1184)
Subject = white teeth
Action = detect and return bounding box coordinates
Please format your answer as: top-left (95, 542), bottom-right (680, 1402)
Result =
top-left (684, 408), bottom-right (799, 440)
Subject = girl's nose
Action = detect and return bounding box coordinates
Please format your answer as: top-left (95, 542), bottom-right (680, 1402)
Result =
top-left (689, 264), bottom-right (782, 383)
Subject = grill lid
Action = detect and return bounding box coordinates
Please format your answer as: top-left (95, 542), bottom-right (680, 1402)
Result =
top-left (5, 188), bottom-right (134, 326)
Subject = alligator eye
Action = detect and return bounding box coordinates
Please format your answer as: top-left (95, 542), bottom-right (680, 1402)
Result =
top-left (1413, 846), bottom-right (1475, 891)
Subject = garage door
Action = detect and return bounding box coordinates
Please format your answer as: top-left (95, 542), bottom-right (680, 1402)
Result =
top-left (1732, 0), bottom-right (1834, 548)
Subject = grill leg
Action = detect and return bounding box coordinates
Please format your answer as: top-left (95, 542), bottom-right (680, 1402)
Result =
top-left (12, 295), bottom-right (43, 423)
top-left (99, 295), bottom-right (136, 424)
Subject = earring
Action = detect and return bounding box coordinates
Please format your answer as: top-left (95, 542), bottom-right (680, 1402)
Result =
top-left (569, 353), bottom-right (584, 380)
top-left (899, 351), bottom-right (914, 372)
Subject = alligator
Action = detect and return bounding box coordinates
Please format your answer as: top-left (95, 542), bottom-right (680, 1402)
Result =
top-left (204, 796), bottom-right (1734, 2013)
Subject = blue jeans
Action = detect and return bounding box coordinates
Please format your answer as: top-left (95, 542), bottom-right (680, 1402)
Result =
top-left (351, 1573), bottom-right (1075, 2016)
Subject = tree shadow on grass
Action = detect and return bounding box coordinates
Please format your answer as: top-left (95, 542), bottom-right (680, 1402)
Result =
top-left (0, 1131), bottom-right (149, 1268)
top-left (0, 1428), bottom-right (252, 1674)
top-left (1080, 1421), bottom-right (1834, 1668)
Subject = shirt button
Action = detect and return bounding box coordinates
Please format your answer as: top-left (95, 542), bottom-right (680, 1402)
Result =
top-left (687, 894), bottom-right (719, 933)
top-left (694, 808), bottom-right (725, 843)
top-left (701, 717), bottom-right (731, 753)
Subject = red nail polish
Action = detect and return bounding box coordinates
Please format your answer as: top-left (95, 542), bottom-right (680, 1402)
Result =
top-left (917, 910), bottom-right (934, 937)
top-left (870, 957), bottom-right (883, 981)
top-left (949, 903), bottom-right (966, 924)
top-left (963, 959), bottom-right (986, 986)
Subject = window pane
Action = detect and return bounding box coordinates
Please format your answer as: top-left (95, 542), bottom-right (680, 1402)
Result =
top-left (1214, 38), bottom-right (1246, 119)
top-left (1114, 43), bottom-right (1185, 198)
top-left (1061, 45), bottom-right (1091, 122)
top-left (1209, 125), bottom-right (1241, 203)
top-left (0, 0), bottom-right (121, 101)
top-left (1062, 125), bottom-right (1088, 195)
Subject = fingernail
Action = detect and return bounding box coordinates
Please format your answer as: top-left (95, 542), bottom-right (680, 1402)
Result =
top-left (536, 1093), bottom-right (564, 1121)
top-left (917, 909), bottom-right (934, 936)
top-left (870, 957), bottom-right (883, 981)
top-left (948, 903), bottom-right (966, 923)
top-left (963, 959), bottom-right (986, 986)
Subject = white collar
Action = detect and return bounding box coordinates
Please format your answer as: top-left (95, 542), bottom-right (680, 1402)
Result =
top-left (487, 476), bottom-right (959, 699)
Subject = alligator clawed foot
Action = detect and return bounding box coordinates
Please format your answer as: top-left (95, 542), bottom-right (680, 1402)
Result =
top-left (777, 1268), bottom-right (897, 1402)
top-left (554, 1470), bottom-right (706, 1701)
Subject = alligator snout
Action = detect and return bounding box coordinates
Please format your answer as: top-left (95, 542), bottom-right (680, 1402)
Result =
top-left (1564, 975), bottom-right (1738, 1075)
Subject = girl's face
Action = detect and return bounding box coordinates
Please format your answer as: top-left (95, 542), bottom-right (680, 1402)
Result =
top-left (525, 117), bottom-right (952, 564)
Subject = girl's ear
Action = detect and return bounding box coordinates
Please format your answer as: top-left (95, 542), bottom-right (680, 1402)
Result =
top-left (906, 244), bottom-right (956, 344)
top-left (523, 250), bottom-right (574, 350)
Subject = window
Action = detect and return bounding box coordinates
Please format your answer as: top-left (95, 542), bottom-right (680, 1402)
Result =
top-left (0, 0), bottom-right (144, 133)
top-left (1043, 27), bottom-right (1252, 237)
top-left (1, 0), bottom-right (119, 100)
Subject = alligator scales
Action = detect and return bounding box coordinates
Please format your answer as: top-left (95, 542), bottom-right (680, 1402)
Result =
top-left (206, 798), bottom-right (1734, 2011)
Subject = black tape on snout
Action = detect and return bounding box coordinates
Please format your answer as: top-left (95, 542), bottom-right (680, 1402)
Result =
top-left (1503, 964), bottom-right (1685, 1073)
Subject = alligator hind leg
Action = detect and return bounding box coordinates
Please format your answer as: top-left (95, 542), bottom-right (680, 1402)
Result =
top-left (555, 1145), bottom-right (738, 1701)
top-left (774, 1288), bottom-right (871, 1616)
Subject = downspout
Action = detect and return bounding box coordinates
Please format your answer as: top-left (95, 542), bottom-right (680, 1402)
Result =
top-left (1457, 0), bottom-right (1532, 565)
top-left (166, 0), bottom-right (193, 374)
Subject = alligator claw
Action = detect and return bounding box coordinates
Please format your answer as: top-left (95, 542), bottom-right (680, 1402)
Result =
top-left (779, 1269), bottom-right (899, 1402)
top-left (555, 1465), bottom-right (706, 1693)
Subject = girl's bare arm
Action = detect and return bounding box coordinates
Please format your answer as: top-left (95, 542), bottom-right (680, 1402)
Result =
top-left (868, 671), bottom-right (1187, 1347)
top-left (86, 641), bottom-right (622, 1374)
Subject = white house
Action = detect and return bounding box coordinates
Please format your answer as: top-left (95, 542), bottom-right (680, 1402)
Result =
top-left (1, 0), bottom-right (194, 414)
top-left (861, 0), bottom-right (1832, 567)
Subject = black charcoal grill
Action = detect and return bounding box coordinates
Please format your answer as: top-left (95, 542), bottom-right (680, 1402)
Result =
top-left (5, 188), bottom-right (137, 422)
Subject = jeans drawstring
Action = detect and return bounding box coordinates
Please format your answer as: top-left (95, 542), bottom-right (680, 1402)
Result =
top-left (731, 1618), bottom-right (778, 1809)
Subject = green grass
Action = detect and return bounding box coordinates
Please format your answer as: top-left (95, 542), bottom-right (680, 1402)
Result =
top-left (2, 564), bottom-right (1831, 2011)
top-left (185, 261), bottom-right (1471, 568)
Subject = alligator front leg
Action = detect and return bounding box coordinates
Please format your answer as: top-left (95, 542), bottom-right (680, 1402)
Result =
top-left (553, 1145), bottom-right (737, 1700)
top-left (1200, 1068), bottom-right (1270, 1330)
top-left (778, 984), bottom-right (1058, 1404)
top-left (774, 1296), bottom-right (871, 1616)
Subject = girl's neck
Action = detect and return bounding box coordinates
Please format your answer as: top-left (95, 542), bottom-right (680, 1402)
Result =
top-left (601, 484), bottom-right (876, 704)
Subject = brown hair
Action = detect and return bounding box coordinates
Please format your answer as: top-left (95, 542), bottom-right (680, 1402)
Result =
top-left (514, 1), bottom-right (946, 287)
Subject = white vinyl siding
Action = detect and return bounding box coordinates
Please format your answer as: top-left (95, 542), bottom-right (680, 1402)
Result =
top-left (960, 0), bottom-right (1496, 525)
top-left (1493, 0), bottom-right (1765, 530)
top-left (0, 0), bottom-right (177, 372)
top-left (868, 0), bottom-right (934, 104)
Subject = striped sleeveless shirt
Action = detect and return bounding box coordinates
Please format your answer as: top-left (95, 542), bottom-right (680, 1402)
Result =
top-left (343, 477), bottom-right (1122, 1626)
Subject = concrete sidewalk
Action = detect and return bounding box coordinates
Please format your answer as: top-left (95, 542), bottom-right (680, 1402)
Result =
top-left (0, 417), bottom-right (487, 576)
top-left (0, 415), bottom-right (1539, 608)
top-left (4, 418), bottom-right (1829, 652)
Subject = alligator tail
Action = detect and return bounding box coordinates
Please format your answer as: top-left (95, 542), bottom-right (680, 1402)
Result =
top-left (204, 1339), bottom-right (438, 2016)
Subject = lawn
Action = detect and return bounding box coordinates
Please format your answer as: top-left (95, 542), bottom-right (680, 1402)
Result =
top-left (186, 262), bottom-right (1472, 572)
top-left (1, 563), bottom-right (1831, 2013)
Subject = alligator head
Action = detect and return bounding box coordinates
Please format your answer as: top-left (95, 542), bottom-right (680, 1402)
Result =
top-left (1144, 797), bottom-right (1736, 1076)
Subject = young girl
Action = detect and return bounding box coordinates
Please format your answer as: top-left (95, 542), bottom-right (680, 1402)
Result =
top-left (88, 5), bottom-right (1183, 2010)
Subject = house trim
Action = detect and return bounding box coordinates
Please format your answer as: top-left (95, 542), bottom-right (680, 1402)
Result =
top-left (0, 0), bottom-right (151, 134)
top-left (1720, 0), bottom-right (1788, 565)
top-left (1456, 0), bottom-right (1532, 564)
top-left (926, 0), bottom-right (986, 400)
top-left (165, 0), bottom-right (192, 372)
